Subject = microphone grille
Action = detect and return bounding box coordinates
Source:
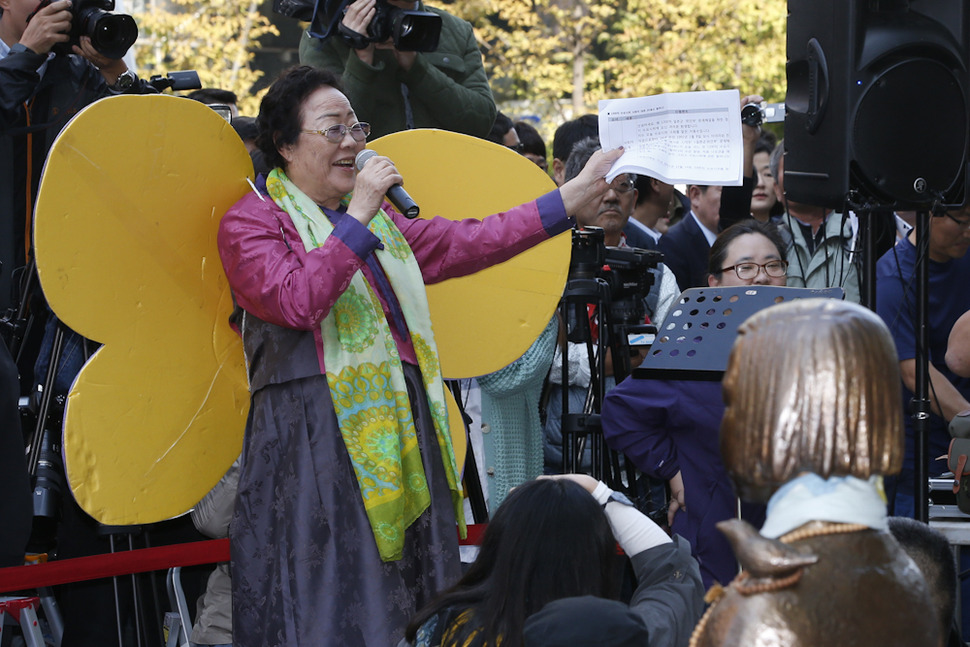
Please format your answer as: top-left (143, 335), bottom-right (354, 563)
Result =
top-left (355, 149), bottom-right (378, 172)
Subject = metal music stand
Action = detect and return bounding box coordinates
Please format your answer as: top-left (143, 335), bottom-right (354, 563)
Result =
top-left (633, 285), bottom-right (845, 382)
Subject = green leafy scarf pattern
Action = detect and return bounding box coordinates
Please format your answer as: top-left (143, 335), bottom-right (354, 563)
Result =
top-left (265, 168), bottom-right (465, 561)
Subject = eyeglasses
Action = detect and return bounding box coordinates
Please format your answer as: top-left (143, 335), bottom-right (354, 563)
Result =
top-left (302, 122), bottom-right (371, 143)
top-left (719, 260), bottom-right (789, 280)
top-left (507, 142), bottom-right (525, 153)
top-left (946, 212), bottom-right (970, 230)
top-left (609, 177), bottom-right (635, 194)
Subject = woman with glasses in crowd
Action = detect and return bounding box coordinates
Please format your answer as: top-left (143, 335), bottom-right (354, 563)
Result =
top-left (602, 219), bottom-right (789, 588)
top-left (216, 65), bottom-right (624, 647)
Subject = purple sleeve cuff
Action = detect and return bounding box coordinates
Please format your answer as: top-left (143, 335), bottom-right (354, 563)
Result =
top-left (652, 456), bottom-right (682, 481)
top-left (331, 215), bottom-right (381, 259)
top-left (537, 190), bottom-right (573, 237)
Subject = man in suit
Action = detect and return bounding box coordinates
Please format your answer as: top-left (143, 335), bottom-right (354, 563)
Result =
top-left (658, 184), bottom-right (722, 289)
top-left (621, 213), bottom-right (658, 250)
top-left (625, 174), bottom-right (674, 248)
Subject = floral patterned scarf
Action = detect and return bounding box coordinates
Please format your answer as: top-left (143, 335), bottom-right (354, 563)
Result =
top-left (266, 168), bottom-right (465, 561)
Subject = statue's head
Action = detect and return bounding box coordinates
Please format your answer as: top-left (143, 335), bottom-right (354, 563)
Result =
top-left (721, 299), bottom-right (904, 502)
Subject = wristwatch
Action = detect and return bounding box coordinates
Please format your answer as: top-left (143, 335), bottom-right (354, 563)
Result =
top-left (111, 69), bottom-right (136, 92)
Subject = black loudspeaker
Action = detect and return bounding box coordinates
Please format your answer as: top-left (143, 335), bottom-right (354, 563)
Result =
top-left (785, 0), bottom-right (970, 209)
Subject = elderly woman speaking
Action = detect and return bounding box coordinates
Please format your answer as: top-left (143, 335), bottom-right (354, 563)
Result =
top-left (217, 65), bottom-right (622, 646)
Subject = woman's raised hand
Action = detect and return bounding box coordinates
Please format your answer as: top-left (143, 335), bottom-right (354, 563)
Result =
top-left (558, 147), bottom-right (625, 217)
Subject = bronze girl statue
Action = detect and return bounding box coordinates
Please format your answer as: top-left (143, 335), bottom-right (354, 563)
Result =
top-left (691, 299), bottom-right (942, 647)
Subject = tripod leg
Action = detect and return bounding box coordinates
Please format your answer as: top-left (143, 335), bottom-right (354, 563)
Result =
top-left (448, 381), bottom-right (488, 523)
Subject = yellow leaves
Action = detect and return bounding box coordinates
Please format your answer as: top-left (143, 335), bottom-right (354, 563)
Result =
top-left (453, 0), bottom-right (786, 113)
top-left (133, 0), bottom-right (278, 116)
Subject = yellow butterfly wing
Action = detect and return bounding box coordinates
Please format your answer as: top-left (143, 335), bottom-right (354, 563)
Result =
top-left (34, 95), bottom-right (251, 525)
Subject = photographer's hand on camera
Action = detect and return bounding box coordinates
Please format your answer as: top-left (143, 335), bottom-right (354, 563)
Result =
top-left (342, 0), bottom-right (418, 71)
top-left (17, 0), bottom-right (71, 55)
top-left (341, 0), bottom-right (378, 64)
top-left (739, 93), bottom-right (764, 177)
top-left (73, 35), bottom-right (127, 86)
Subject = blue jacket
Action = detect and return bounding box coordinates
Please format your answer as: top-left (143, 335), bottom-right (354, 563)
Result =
top-left (602, 378), bottom-right (765, 587)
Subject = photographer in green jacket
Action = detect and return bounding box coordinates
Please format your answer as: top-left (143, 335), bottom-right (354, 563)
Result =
top-left (299, 0), bottom-right (496, 139)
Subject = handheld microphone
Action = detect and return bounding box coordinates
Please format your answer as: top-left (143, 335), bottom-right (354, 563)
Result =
top-left (354, 149), bottom-right (420, 219)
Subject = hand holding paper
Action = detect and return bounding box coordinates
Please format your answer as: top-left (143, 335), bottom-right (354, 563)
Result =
top-left (598, 89), bottom-right (744, 186)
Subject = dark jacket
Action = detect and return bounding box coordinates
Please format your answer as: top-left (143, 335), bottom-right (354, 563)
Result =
top-left (299, 2), bottom-right (496, 139)
top-left (403, 537), bottom-right (704, 647)
top-left (658, 214), bottom-right (711, 290)
top-left (0, 47), bottom-right (154, 311)
top-left (621, 221), bottom-right (657, 251)
top-left (602, 378), bottom-right (765, 588)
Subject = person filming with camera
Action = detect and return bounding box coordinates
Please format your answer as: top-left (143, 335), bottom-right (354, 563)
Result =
top-left (2, 2), bottom-right (155, 642)
top-left (299, 0), bottom-right (496, 139)
top-left (1, 0), bottom-right (152, 316)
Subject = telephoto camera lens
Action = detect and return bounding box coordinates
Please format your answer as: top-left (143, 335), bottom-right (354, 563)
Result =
top-left (81, 6), bottom-right (138, 59)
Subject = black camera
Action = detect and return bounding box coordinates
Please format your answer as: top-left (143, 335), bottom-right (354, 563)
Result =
top-left (337, 0), bottom-right (441, 52)
top-left (46, 0), bottom-right (138, 59)
top-left (569, 226), bottom-right (607, 281)
top-left (741, 102), bottom-right (785, 127)
top-left (600, 246), bottom-right (661, 326)
top-left (274, 0), bottom-right (441, 52)
top-left (568, 228), bottom-right (661, 312)
top-left (567, 227), bottom-right (661, 338)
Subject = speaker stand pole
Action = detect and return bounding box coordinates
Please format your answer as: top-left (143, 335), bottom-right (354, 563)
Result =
top-left (913, 209), bottom-right (931, 523)
top-left (859, 208), bottom-right (876, 311)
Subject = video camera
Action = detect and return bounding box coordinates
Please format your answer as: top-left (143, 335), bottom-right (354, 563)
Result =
top-left (28, 0), bottom-right (138, 59)
top-left (568, 227), bottom-right (661, 335)
top-left (337, 0), bottom-right (441, 52)
top-left (740, 101), bottom-right (785, 128)
top-left (273, 0), bottom-right (441, 52)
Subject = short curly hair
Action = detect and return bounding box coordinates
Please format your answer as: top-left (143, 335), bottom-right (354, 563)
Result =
top-left (255, 65), bottom-right (344, 171)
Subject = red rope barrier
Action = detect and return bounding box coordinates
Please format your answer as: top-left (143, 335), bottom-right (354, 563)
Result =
top-left (0, 523), bottom-right (489, 594)
top-left (0, 538), bottom-right (229, 593)
top-left (461, 523), bottom-right (488, 547)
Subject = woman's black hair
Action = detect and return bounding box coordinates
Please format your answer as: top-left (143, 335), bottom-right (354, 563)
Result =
top-left (707, 218), bottom-right (788, 279)
top-left (633, 174), bottom-right (656, 206)
top-left (254, 65), bottom-right (343, 171)
top-left (755, 131), bottom-right (777, 155)
top-left (405, 478), bottom-right (621, 647)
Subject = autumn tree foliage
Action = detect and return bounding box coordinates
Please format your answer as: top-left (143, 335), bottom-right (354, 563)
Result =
top-left (133, 0), bottom-right (278, 115)
top-left (451, 0), bottom-right (786, 121)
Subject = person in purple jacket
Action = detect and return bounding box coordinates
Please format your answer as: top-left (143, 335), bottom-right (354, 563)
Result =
top-left (216, 64), bottom-right (623, 647)
top-left (601, 219), bottom-right (788, 588)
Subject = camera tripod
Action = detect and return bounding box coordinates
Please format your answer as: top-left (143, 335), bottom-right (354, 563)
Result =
top-left (555, 228), bottom-right (661, 513)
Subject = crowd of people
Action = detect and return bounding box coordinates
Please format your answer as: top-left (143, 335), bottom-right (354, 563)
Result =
top-left (2, 0), bottom-right (969, 645)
